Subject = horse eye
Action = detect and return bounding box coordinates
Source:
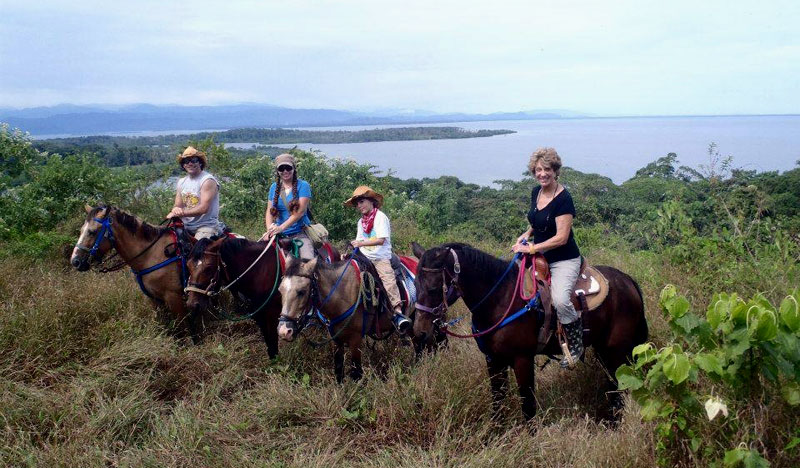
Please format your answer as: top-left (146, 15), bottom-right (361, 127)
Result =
top-left (297, 290), bottom-right (305, 297)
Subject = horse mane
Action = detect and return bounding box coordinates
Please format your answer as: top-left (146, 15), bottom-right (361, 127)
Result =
top-left (431, 242), bottom-right (513, 280)
top-left (190, 237), bottom-right (216, 261)
top-left (88, 205), bottom-right (166, 241)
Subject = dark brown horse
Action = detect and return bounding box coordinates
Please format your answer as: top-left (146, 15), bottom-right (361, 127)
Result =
top-left (185, 236), bottom-right (340, 359)
top-left (411, 242), bottom-right (647, 421)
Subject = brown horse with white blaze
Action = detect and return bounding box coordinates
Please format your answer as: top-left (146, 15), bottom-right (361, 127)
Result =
top-left (277, 254), bottom-right (400, 383)
top-left (70, 204), bottom-right (199, 337)
top-left (412, 242), bottom-right (647, 421)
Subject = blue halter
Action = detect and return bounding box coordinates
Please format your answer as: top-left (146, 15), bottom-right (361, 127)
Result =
top-left (73, 217), bottom-right (116, 259)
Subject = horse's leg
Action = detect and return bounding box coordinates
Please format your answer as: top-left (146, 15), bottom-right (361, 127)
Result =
top-left (348, 336), bottom-right (363, 381)
top-left (486, 357), bottom-right (509, 418)
top-left (595, 346), bottom-right (630, 421)
top-left (333, 340), bottom-right (345, 384)
top-left (512, 356), bottom-right (537, 421)
top-left (164, 293), bottom-right (196, 342)
top-left (254, 303), bottom-right (280, 359)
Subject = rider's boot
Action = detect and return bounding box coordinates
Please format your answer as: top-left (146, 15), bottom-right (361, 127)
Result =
top-left (559, 317), bottom-right (585, 369)
top-left (392, 309), bottom-right (412, 334)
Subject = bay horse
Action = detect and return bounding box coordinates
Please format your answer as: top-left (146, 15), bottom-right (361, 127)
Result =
top-left (411, 242), bottom-right (647, 421)
top-left (185, 236), bottom-right (340, 359)
top-left (277, 253), bottom-right (411, 383)
top-left (70, 204), bottom-right (199, 338)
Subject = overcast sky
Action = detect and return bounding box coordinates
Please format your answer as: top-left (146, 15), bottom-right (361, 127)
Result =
top-left (1, 0), bottom-right (798, 115)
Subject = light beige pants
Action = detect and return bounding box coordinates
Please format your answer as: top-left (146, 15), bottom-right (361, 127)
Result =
top-left (192, 226), bottom-right (222, 240)
top-left (372, 258), bottom-right (403, 313)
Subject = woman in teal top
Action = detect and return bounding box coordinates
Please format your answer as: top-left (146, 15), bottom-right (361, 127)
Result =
top-left (260, 153), bottom-right (314, 259)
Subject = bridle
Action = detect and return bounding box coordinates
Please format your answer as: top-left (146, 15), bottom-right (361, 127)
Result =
top-left (278, 271), bottom-right (317, 334)
top-left (414, 248), bottom-right (462, 326)
top-left (74, 208), bottom-right (169, 273)
top-left (184, 250), bottom-right (227, 296)
top-left (74, 215), bottom-right (116, 261)
top-left (278, 254), bottom-right (357, 336)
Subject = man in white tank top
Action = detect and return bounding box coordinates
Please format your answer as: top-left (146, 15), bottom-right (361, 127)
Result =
top-left (166, 146), bottom-right (222, 239)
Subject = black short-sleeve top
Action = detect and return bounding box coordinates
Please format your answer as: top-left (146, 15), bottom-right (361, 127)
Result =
top-left (527, 185), bottom-right (581, 264)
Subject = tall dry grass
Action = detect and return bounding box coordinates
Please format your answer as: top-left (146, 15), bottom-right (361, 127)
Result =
top-left (1, 251), bottom-right (661, 467)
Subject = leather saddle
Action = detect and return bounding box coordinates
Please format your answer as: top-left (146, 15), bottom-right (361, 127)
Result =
top-left (522, 256), bottom-right (609, 313)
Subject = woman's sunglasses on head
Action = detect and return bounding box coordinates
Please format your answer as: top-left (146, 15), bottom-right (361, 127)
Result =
top-left (277, 165), bottom-right (294, 173)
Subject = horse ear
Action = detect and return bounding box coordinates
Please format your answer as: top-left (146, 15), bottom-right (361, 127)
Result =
top-left (303, 256), bottom-right (318, 274)
top-left (84, 204), bottom-right (93, 214)
top-left (411, 242), bottom-right (426, 258)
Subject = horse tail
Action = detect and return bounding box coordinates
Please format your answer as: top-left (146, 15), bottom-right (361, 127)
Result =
top-left (632, 279), bottom-right (648, 344)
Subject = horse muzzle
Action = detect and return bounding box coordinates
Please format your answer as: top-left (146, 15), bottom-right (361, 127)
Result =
top-left (278, 321), bottom-right (296, 342)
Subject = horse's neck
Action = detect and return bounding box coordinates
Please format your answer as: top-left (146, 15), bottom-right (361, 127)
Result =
top-left (316, 262), bottom-right (359, 317)
top-left (222, 241), bottom-right (275, 292)
top-left (110, 215), bottom-right (168, 270)
top-left (459, 260), bottom-right (520, 315)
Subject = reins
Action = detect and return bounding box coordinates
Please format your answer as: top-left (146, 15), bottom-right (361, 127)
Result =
top-left (184, 236), bottom-right (283, 322)
top-left (415, 247), bottom-right (540, 339)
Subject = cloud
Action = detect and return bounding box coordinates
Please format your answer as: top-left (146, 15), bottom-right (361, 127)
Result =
top-left (1, 0), bottom-right (799, 114)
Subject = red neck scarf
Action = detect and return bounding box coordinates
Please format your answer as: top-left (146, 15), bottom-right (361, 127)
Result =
top-left (361, 208), bottom-right (378, 234)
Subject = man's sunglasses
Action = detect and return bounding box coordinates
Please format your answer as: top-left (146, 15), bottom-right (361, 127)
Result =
top-left (277, 165), bottom-right (294, 172)
top-left (182, 157), bottom-right (202, 165)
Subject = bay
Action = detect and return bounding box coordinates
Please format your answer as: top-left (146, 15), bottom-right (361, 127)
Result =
top-left (267, 116), bottom-right (800, 186)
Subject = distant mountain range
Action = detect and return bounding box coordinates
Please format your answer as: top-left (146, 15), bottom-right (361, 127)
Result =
top-left (0, 103), bottom-right (589, 137)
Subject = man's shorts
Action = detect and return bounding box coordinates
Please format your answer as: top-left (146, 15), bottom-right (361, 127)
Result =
top-left (192, 226), bottom-right (221, 240)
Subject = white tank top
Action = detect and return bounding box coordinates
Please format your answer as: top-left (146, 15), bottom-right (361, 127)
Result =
top-left (176, 171), bottom-right (220, 232)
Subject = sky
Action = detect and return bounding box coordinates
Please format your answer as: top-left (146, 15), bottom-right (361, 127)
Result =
top-left (1, 0), bottom-right (799, 116)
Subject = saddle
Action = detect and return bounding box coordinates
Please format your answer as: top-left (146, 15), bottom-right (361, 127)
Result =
top-left (348, 252), bottom-right (418, 317)
top-left (522, 256), bottom-right (609, 313)
top-left (521, 256), bottom-right (609, 354)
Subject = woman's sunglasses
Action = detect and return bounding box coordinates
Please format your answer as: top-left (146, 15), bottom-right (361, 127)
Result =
top-left (182, 157), bottom-right (202, 165)
top-left (277, 165), bottom-right (294, 173)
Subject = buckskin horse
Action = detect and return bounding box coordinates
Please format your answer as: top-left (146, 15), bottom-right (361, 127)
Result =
top-left (277, 252), bottom-right (415, 383)
top-left (411, 242), bottom-right (647, 421)
top-left (184, 236), bottom-right (339, 359)
top-left (70, 204), bottom-right (200, 338)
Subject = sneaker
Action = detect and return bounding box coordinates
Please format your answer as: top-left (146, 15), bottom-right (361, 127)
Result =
top-left (393, 313), bottom-right (412, 334)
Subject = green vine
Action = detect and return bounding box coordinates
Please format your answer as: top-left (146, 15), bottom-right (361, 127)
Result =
top-left (617, 286), bottom-right (800, 466)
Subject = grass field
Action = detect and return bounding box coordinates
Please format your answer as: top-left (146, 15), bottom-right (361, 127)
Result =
top-left (1, 238), bottom-right (796, 467)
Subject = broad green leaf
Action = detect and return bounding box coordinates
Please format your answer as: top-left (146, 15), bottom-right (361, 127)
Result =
top-left (668, 296), bottom-right (690, 320)
top-left (632, 342), bottom-right (653, 358)
top-left (663, 352), bottom-right (691, 384)
top-left (616, 366), bottom-right (644, 391)
top-left (708, 297), bottom-right (729, 330)
top-left (694, 352), bottom-right (724, 376)
top-left (675, 312), bottom-right (702, 335)
top-left (781, 381), bottom-right (800, 406)
top-left (780, 294), bottom-right (800, 333)
top-left (750, 293), bottom-right (774, 313)
top-left (754, 310), bottom-right (778, 341)
top-left (660, 284), bottom-right (677, 305)
top-left (730, 301), bottom-right (748, 325)
top-left (743, 450), bottom-right (770, 468)
top-left (724, 447), bottom-right (747, 466)
top-left (640, 398), bottom-right (670, 421)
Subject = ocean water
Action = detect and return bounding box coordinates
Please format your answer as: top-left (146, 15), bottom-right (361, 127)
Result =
top-left (269, 116), bottom-right (800, 185)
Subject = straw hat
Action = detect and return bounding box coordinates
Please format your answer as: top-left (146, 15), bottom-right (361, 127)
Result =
top-left (176, 146), bottom-right (208, 168)
top-left (344, 185), bottom-right (384, 208)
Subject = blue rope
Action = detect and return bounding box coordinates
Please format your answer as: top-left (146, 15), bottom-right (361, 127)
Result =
top-left (317, 248), bottom-right (357, 309)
